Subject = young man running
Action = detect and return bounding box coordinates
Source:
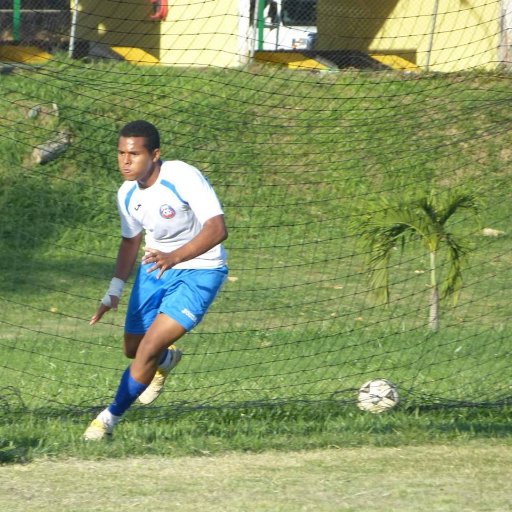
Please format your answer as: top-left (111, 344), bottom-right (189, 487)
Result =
top-left (84, 120), bottom-right (228, 440)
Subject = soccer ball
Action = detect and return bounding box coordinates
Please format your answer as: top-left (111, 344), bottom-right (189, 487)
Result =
top-left (357, 378), bottom-right (399, 413)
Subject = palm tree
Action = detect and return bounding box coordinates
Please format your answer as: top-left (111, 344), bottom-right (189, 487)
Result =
top-left (356, 190), bottom-right (479, 331)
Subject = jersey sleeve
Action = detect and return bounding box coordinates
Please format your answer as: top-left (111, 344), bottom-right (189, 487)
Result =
top-left (168, 161), bottom-right (224, 224)
top-left (117, 185), bottom-right (143, 238)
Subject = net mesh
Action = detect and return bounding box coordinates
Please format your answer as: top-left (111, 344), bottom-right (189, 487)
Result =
top-left (0, 0), bottom-right (510, 416)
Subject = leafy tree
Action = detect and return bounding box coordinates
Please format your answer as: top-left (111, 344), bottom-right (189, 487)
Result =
top-left (356, 190), bottom-right (479, 331)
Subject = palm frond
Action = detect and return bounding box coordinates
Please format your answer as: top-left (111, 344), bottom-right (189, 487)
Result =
top-left (358, 206), bottom-right (419, 304)
top-left (353, 189), bottom-right (479, 316)
top-left (440, 231), bottom-right (470, 302)
top-left (437, 192), bottom-right (480, 226)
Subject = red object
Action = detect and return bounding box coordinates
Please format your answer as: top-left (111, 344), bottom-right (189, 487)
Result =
top-left (149, 0), bottom-right (168, 21)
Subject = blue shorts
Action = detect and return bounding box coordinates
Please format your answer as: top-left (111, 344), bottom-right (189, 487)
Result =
top-left (125, 263), bottom-right (228, 334)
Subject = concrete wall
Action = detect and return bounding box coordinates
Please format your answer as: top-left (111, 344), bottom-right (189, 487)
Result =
top-left (159, 0), bottom-right (245, 67)
top-left (74, 1), bottom-right (160, 61)
top-left (316, 0), bottom-right (502, 72)
top-left (73, 0), bottom-right (247, 67)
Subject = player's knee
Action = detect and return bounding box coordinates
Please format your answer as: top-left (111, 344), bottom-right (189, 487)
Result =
top-left (134, 338), bottom-right (166, 366)
top-left (123, 346), bottom-right (137, 359)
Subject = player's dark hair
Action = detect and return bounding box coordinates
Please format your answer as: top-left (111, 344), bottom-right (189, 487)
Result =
top-left (119, 120), bottom-right (160, 152)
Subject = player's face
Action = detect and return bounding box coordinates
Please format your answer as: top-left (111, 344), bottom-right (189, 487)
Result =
top-left (118, 136), bottom-right (160, 186)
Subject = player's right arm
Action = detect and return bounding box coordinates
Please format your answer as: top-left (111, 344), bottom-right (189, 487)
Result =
top-left (90, 232), bottom-right (143, 325)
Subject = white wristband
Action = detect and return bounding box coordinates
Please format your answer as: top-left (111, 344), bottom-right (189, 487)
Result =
top-left (101, 277), bottom-right (125, 307)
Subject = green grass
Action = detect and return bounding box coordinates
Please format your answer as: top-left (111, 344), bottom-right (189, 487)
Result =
top-left (3, 444), bottom-right (512, 511)
top-left (1, 403), bottom-right (511, 463)
top-left (0, 58), bottom-right (511, 460)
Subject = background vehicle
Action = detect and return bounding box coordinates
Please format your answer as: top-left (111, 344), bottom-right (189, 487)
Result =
top-left (259, 0), bottom-right (317, 51)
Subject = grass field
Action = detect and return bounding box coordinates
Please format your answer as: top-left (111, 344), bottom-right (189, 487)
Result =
top-left (0, 57), bottom-right (511, 481)
top-left (2, 443), bottom-right (512, 511)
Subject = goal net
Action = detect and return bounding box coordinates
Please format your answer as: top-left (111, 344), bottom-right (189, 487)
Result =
top-left (0, 0), bottom-right (510, 416)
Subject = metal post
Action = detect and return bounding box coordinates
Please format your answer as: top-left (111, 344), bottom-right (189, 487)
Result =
top-left (13, 0), bottom-right (21, 42)
top-left (425, 0), bottom-right (440, 71)
top-left (257, 0), bottom-right (265, 51)
top-left (499, 0), bottom-right (512, 66)
top-left (69, 0), bottom-right (79, 58)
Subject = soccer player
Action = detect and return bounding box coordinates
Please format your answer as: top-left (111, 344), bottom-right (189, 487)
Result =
top-left (83, 120), bottom-right (228, 440)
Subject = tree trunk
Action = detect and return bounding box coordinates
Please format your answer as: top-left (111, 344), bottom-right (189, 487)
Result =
top-left (429, 286), bottom-right (440, 331)
top-left (429, 250), bottom-right (440, 331)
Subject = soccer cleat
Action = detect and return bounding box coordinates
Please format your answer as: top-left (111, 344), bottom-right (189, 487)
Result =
top-left (82, 418), bottom-right (113, 441)
top-left (138, 345), bottom-right (182, 405)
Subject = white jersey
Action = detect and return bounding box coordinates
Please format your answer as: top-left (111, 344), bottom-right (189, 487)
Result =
top-left (117, 160), bottom-right (227, 269)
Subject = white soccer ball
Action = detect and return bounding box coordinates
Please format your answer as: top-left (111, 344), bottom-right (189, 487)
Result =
top-left (357, 378), bottom-right (399, 413)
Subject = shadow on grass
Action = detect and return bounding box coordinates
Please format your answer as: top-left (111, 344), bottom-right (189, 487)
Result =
top-left (0, 439), bottom-right (36, 464)
top-left (0, 170), bottom-right (118, 297)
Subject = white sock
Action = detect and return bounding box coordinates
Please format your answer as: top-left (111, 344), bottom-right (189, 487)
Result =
top-left (98, 408), bottom-right (121, 428)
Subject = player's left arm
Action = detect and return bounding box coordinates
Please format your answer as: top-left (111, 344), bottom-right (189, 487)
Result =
top-left (143, 214), bottom-right (227, 279)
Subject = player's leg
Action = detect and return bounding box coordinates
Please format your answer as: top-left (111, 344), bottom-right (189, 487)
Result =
top-left (83, 266), bottom-right (228, 440)
top-left (138, 267), bottom-right (228, 405)
top-left (83, 316), bottom-right (184, 441)
top-left (123, 332), bottom-right (144, 359)
top-left (83, 263), bottom-right (168, 441)
top-left (122, 332), bottom-right (183, 404)
top-left (136, 328), bottom-right (183, 405)
top-left (108, 315), bottom-right (185, 415)
top-left (130, 314), bottom-right (185, 383)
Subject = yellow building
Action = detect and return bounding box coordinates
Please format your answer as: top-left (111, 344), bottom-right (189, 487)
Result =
top-left (316, 0), bottom-right (505, 72)
top-left (0, 1), bottom-right (507, 70)
top-left (69, 0), bottom-right (509, 71)
top-left (74, 0), bottom-right (251, 67)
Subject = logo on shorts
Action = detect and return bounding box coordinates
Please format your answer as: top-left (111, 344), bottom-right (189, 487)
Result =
top-left (160, 204), bottom-right (176, 219)
top-left (181, 308), bottom-right (197, 322)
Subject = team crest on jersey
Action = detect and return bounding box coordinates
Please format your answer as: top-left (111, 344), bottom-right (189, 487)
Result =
top-left (159, 204), bottom-right (176, 219)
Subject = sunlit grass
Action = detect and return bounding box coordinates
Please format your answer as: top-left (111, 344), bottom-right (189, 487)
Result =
top-left (0, 60), bottom-right (510, 460)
